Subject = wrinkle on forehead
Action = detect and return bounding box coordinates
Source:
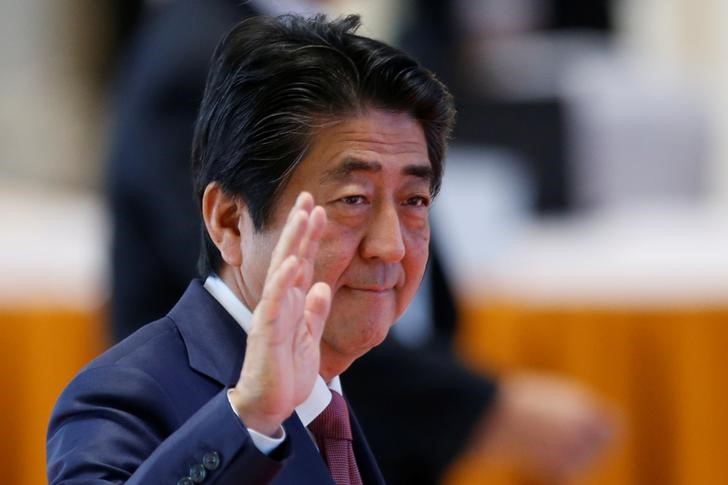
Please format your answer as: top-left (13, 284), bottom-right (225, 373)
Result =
top-left (309, 109), bottom-right (427, 155)
top-left (319, 157), bottom-right (434, 188)
top-left (331, 135), bottom-right (426, 155)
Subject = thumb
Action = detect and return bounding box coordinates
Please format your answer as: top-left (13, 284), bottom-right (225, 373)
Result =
top-left (304, 281), bottom-right (331, 341)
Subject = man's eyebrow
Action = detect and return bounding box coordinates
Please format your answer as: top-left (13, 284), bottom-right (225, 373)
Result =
top-left (403, 164), bottom-right (435, 186)
top-left (320, 158), bottom-right (434, 185)
top-left (320, 158), bottom-right (382, 184)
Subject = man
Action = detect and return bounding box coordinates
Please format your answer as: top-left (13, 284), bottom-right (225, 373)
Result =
top-left (102, 2), bottom-right (615, 483)
top-left (47, 13), bottom-right (455, 484)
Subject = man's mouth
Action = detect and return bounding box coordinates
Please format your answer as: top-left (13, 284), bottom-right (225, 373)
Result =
top-left (344, 285), bottom-right (394, 294)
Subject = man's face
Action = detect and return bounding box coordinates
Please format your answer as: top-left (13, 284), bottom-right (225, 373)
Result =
top-left (240, 109), bottom-right (432, 371)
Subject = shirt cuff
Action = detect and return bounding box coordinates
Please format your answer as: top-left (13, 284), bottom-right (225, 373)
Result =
top-left (227, 389), bottom-right (286, 454)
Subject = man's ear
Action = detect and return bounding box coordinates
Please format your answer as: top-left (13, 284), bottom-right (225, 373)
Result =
top-left (201, 182), bottom-right (247, 267)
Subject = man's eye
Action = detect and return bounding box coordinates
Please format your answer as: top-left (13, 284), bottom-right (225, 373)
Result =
top-left (404, 196), bottom-right (430, 207)
top-left (340, 195), bottom-right (367, 205)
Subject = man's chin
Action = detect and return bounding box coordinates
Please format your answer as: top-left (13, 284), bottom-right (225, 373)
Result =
top-left (355, 326), bottom-right (390, 355)
top-left (320, 322), bottom-right (392, 371)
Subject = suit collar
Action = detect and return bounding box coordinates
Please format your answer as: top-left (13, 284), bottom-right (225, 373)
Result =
top-left (168, 280), bottom-right (246, 387)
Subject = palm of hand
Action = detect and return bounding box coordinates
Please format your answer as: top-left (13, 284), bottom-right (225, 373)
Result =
top-left (232, 192), bottom-right (331, 435)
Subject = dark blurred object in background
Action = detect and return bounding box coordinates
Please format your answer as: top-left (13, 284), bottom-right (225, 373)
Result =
top-left (455, 99), bottom-right (569, 213)
top-left (108, 0), bottom-right (145, 70)
top-left (548, 0), bottom-right (613, 31)
top-left (107, 0), bottom-right (248, 340)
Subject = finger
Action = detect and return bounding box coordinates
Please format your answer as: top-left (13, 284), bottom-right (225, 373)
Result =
top-left (267, 192), bottom-right (315, 276)
top-left (304, 281), bottom-right (331, 342)
top-left (267, 209), bottom-right (308, 279)
top-left (257, 254), bottom-right (300, 324)
top-left (286, 192), bottom-right (313, 220)
top-left (295, 191), bottom-right (314, 214)
top-left (295, 206), bottom-right (327, 287)
top-left (299, 205), bottom-right (327, 260)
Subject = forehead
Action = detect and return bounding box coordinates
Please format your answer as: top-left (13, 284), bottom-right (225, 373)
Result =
top-left (294, 109), bottom-right (430, 181)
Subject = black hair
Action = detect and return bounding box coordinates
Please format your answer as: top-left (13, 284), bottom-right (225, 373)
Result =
top-left (191, 14), bottom-right (455, 276)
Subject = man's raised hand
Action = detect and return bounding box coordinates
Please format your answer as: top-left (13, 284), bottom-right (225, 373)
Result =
top-left (229, 192), bottom-right (331, 436)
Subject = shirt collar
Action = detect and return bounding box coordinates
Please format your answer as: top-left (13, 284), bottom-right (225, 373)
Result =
top-left (203, 274), bottom-right (341, 426)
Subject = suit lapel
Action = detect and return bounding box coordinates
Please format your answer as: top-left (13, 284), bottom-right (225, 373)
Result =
top-left (271, 414), bottom-right (335, 485)
top-left (169, 280), bottom-right (246, 387)
top-left (349, 401), bottom-right (387, 485)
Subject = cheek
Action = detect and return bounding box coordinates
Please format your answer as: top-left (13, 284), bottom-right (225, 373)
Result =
top-left (404, 244), bottom-right (429, 285)
top-left (404, 220), bottom-right (430, 266)
top-left (312, 222), bottom-right (360, 286)
top-left (399, 229), bottom-right (430, 303)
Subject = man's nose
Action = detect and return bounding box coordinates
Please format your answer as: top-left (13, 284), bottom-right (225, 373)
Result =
top-left (360, 203), bottom-right (406, 263)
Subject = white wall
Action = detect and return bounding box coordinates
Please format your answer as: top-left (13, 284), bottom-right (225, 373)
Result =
top-left (616, 0), bottom-right (728, 207)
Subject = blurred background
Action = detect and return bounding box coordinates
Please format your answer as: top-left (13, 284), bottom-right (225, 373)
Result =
top-left (3, 0), bottom-right (728, 484)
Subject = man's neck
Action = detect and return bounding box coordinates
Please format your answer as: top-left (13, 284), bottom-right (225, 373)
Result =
top-left (319, 342), bottom-right (358, 383)
top-left (218, 265), bottom-right (257, 313)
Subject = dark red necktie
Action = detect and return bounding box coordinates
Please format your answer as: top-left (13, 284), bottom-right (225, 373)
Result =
top-left (308, 391), bottom-right (364, 485)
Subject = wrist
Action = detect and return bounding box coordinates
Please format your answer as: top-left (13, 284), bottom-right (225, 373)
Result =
top-left (229, 387), bottom-right (285, 437)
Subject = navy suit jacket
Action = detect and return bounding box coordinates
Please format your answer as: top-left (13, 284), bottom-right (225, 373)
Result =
top-left (47, 281), bottom-right (385, 484)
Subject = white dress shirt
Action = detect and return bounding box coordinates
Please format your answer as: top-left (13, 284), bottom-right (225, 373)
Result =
top-left (203, 275), bottom-right (341, 453)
